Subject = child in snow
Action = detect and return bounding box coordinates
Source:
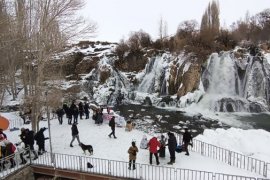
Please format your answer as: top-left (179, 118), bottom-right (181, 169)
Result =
top-left (128, 141), bottom-right (138, 170)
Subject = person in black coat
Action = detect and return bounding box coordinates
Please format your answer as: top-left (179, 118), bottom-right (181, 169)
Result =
top-left (97, 109), bottom-right (103, 124)
top-left (159, 135), bottom-right (167, 158)
top-left (108, 116), bottom-right (117, 138)
top-left (78, 102), bottom-right (84, 119)
top-left (70, 123), bottom-right (80, 147)
top-left (73, 106), bottom-right (79, 124)
top-left (182, 128), bottom-right (193, 156)
top-left (167, 132), bottom-right (177, 165)
top-left (65, 107), bottom-right (72, 125)
top-left (56, 108), bottom-right (65, 125)
top-left (34, 127), bottom-right (49, 155)
top-left (84, 102), bottom-right (90, 119)
top-left (63, 103), bottom-right (69, 118)
top-left (25, 129), bottom-right (38, 160)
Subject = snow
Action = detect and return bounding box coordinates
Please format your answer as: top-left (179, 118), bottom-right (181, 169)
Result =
top-left (196, 128), bottom-right (270, 163)
top-left (265, 53), bottom-right (270, 65)
top-left (1, 112), bottom-right (268, 178)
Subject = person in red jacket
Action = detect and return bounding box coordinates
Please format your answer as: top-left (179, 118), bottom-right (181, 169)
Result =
top-left (148, 136), bottom-right (160, 165)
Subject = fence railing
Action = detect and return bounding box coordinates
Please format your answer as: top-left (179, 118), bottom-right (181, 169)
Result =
top-left (30, 152), bottom-right (265, 180)
top-left (189, 138), bottom-right (268, 177)
top-left (8, 117), bottom-right (23, 131)
top-left (1, 147), bottom-right (269, 180)
top-left (0, 148), bottom-right (30, 178)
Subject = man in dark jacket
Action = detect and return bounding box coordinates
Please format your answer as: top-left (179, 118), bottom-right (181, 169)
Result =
top-left (108, 116), bottom-right (117, 138)
top-left (167, 132), bottom-right (177, 165)
top-left (78, 102), bottom-right (84, 119)
top-left (182, 128), bottom-right (193, 156)
top-left (84, 102), bottom-right (90, 119)
top-left (35, 127), bottom-right (49, 155)
top-left (70, 123), bottom-right (80, 147)
top-left (25, 129), bottom-right (38, 160)
top-left (56, 108), bottom-right (65, 124)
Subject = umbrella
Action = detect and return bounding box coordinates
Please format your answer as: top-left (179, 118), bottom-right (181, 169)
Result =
top-left (0, 115), bottom-right (9, 130)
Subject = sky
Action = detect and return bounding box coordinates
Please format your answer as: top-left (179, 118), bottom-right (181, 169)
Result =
top-left (80, 0), bottom-right (270, 42)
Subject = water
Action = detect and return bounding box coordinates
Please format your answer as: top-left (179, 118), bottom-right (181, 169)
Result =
top-left (225, 113), bottom-right (270, 132)
top-left (114, 104), bottom-right (229, 137)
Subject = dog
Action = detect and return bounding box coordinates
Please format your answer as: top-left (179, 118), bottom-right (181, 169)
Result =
top-left (79, 142), bottom-right (93, 155)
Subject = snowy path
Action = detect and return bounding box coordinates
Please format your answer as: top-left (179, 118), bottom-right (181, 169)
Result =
top-left (2, 112), bottom-right (265, 178)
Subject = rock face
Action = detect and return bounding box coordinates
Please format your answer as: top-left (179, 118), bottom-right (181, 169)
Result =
top-left (177, 63), bottom-right (201, 98)
top-left (75, 56), bottom-right (100, 75)
top-left (115, 50), bottom-right (148, 72)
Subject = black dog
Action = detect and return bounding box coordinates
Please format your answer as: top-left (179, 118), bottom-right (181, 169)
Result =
top-left (79, 143), bottom-right (93, 155)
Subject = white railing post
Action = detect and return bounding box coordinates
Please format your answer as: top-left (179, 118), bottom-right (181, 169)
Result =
top-left (228, 151), bottom-right (232, 166)
top-left (140, 164), bottom-right (143, 180)
top-left (79, 156), bottom-right (82, 171)
top-left (213, 173), bottom-right (216, 180)
top-left (201, 142), bottom-right (204, 155)
top-left (108, 160), bottom-right (111, 175)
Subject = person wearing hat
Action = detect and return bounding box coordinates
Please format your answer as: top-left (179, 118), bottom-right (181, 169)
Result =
top-left (127, 141), bottom-right (138, 170)
top-left (167, 132), bottom-right (177, 165)
top-left (182, 128), bottom-right (193, 156)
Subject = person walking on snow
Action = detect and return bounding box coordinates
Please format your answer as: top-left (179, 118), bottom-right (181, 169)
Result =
top-left (148, 136), bottom-right (160, 165)
top-left (84, 102), bottom-right (90, 119)
top-left (70, 123), bottom-right (80, 147)
top-left (167, 132), bottom-right (177, 165)
top-left (56, 107), bottom-right (65, 124)
top-left (78, 102), bottom-right (84, 119)
top-left (108, 116), bottom-right (117, 138)
top-left (182, 128), bottom-right (193, 156)
top-left (34, 127), bottom-right (49, 155)
top-left (128, 141), bottom-right (138, 170)
top-left (25, 129), bottom-right (38, 160)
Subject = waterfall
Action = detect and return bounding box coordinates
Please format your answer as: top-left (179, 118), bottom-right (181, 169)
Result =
top-left (205, 52), bottom-right (241, 96)
top-left (199, 52), bottom-right (270, 112)
top-left (138, 56), bottom-right (167, 93)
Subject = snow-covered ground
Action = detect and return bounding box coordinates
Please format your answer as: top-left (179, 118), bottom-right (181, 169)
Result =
top-left (1, 112), bottom-right (269, 179)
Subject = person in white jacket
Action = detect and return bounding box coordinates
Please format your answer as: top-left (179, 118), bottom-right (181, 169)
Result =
top-left (140, 135), bottom-right (148, 149)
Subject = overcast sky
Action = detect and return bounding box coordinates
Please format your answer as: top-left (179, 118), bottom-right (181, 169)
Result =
top-left (80, 0), bottom-right (269, 42)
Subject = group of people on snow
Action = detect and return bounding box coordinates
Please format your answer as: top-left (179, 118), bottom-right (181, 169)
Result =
top-left (0, 125), bottom-right (50, 171)
top-left (127, 128), bottom-right (193, 170)
top-left (60, 100), bottom-right (90, 125)
top-left (1, 97), bottom-right (193, 171)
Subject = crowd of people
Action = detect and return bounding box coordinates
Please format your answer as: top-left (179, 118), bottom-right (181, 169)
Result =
top-left (131, 128), bottom-right (193, 169)
top-left (0, 125), bottom-right (52, 171)
top-left (1, 99), bottom-right (193, 172)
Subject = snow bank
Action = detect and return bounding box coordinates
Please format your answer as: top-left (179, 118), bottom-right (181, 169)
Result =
top-left (196, 127), bottom-right (270, 162)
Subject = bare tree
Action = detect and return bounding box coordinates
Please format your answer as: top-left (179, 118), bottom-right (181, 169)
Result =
top-left (0, 0), bottom-right (96, 131)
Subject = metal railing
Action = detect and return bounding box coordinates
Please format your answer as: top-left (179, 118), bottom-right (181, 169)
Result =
top-left (189, 138), bottom-right (268, 177)
top-left (30, 152), bottom-right (264, 180)
top-left (0, 148), bottom-right (30, 179)
top-left (1, 148), bottom-right (269, 180)
top-left (8, 117), bottom-right (23, 131)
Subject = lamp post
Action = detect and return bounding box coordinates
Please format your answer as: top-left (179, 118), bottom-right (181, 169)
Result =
top-left (45, 91), bottom-right (54, 165)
